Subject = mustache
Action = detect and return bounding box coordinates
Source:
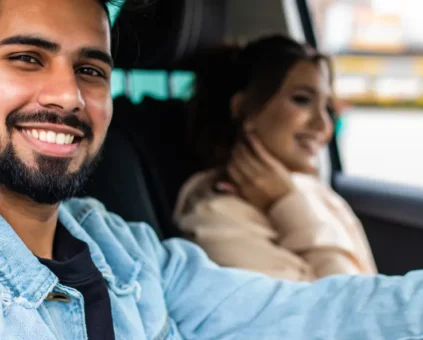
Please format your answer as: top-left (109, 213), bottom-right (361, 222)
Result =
top-left (6, 111), bottom-right (93, 139)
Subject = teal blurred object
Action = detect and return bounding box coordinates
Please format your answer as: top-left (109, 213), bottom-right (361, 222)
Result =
top-left (108, 1), bottom-right (195, 103)
top-left (111, 69), bottom-right (194, 103)
top-left (335, 115), bottom-right (346, 136)
top-left (107, 1), bottom-right (122, 26)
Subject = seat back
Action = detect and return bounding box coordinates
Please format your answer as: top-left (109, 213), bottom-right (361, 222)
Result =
top-left (82, 97), bottom-right (187, 239)
top-left (131, 96), bottom-right (201, 210)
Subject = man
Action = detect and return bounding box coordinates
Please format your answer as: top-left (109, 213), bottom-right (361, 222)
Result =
top-left (0, 0), bottom-right (422, 339)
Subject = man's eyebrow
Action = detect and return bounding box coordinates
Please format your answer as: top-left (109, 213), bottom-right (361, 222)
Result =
top-left (80, 48), bottom-right (114, 68)
top-left (0, 35), bottom-right (60, 52)
top-left (0, 35), bottom-right (113, 68)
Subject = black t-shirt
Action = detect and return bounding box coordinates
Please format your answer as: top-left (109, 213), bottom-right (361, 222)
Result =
top-left (38, 223), bottom-right (115, 340)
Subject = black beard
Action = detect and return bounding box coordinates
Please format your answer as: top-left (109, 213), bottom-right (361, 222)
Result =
top-left (0, 109), bottom-right (102, 204)
top-left (0, 143), bottom-right (101, 204)
top-left (0, 142), bottom-right (102, 205)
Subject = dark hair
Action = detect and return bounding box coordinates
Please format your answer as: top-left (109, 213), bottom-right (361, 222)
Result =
top-left (188, 34), bottom-right (333, 169)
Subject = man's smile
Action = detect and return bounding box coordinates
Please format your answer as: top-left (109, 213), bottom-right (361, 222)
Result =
top-left (15, 123), bottom-right (84, 158)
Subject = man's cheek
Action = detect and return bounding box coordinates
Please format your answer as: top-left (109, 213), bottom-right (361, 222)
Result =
top-left (0, 128), bottom-right (11, 149)
top-left (92, 113), bottom-right (111, 144)
top-left (101, 107), bottom-right (113, 129)
top-left (0, 74), bottom-right (34, 99)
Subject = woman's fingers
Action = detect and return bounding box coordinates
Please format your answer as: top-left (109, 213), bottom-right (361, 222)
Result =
top-left (228, 135), bottom-right (294, 209)
top-left (247, 132), bottom-right (280, 169)
top-left (229, 142), bottom-right (262, 185)
top-left (237, 143), bottom-right (263, 174)
top-left (227, 160), bottom-right (246, 186)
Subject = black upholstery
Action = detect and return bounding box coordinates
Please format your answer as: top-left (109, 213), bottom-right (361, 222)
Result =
top-left (81, 120), bottom-right (165, 239)
top-left (90, 0), bottom-right (227, 238)
top-left (129, 96), bottom-right (201, 210)
top-left (81, 96), bottom-right (194, 239)
top-left (113, 0), bottom-right (227, 70)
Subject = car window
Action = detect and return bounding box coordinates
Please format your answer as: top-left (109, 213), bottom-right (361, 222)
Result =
top-left (308, 0), bottom-right (423, 187)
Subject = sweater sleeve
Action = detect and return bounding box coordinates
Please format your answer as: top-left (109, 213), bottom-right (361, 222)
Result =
top-left (176, 195), bottom-right (315, 281)
top-left (268, 176), bottom-right (375, 277)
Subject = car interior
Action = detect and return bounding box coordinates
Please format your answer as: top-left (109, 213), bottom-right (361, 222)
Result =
top-left (81, 0), bottom-right (423, 276)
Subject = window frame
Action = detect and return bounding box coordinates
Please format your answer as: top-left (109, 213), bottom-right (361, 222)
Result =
top-left (296, 0), bottom-right (344, 181)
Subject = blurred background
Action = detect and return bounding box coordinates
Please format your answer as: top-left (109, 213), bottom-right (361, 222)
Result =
top-left (110, 0), bottom-right (423, 187)
top-left (309, 0), bottom-right (423, 186)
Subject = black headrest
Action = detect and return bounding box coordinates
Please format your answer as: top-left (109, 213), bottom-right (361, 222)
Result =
top-left (112, 0), bottom-right (227, 70)
top-left (113, 96), bottom-right (200, 210)
top-left (81, 121), bottom-right (164, 238)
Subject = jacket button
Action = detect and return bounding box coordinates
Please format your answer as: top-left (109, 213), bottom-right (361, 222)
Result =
top-left (45, 292), bottom-right (71, 303)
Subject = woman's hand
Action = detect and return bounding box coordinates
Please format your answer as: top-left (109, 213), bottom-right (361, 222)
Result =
top-left (226, 133), bottom-right (294, 211)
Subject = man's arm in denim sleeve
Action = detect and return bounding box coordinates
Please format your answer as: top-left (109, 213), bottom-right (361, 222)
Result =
top-left (136, 222), bottom-right (423, 340)
top-left (0, 285), bottom-right (5, 338)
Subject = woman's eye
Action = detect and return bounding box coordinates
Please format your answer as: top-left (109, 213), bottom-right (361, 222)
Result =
top-left (9, 54), bottom-right (40, 65)
top-left (77, 67), bottom-right (104, 78)
top-left (292, 95), bottom-right (311, 105)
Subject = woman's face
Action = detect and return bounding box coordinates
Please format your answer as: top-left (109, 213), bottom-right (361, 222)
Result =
top-left (242, 60), bottom-right (333, 174)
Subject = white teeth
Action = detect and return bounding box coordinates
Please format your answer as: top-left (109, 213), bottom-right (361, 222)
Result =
top-left (22, 129), bottom-right (75, 145)
top-left (56, 133), bottom-right (65, 145)
top-left (46, 131), bottom-right (56, 143)
top-left (65, 134), bottom-right (73, 145)
top-left (39, 130), bottom-right (47, 142)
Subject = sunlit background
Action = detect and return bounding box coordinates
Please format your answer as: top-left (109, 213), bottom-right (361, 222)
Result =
top-left (309, 0), bottom-right (423, 186)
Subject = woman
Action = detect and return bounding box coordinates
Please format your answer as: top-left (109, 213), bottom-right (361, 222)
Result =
top-left (174, 35), bottom-right (376, 281)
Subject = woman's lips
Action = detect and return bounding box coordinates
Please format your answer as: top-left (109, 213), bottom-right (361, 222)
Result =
top-left (295, 135), bottom-right (321, 155)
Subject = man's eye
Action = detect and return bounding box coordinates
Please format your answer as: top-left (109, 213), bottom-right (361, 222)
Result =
top-left (77, 67), bottom-right (104, 78)
top-left (9, 54), bottom-right (40, 65)
top-left (292, 95), bottom-right (311, 105)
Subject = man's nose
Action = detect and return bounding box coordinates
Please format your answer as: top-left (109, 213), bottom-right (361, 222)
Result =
top-left (37, 67), bottom-right (85, 114)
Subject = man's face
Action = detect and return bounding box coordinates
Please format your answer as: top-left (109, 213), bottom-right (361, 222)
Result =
top-left (0, 0), bottom-right (113, 204)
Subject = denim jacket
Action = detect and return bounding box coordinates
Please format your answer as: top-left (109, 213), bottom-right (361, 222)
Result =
top-left (1, 197), bottom-right (423, 340)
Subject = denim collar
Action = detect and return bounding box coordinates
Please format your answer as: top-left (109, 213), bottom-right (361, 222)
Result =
top-left (0, 215), bottom-right (57, 308)
top-left (0, 199), bottom-right (141, 309)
